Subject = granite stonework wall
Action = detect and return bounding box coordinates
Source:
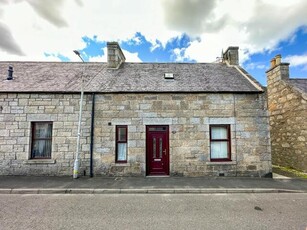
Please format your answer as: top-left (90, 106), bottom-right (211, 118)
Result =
top-left (0, 92), bottom-right (271, 177)
top-left (0, 93), bottom-right (92, 176)
top-left (92, 92), bottom-right (271, 177)
top-left (267, 63), bottom-right (307, 172)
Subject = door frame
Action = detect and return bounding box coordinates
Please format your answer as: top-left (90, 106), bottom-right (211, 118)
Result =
top-left (146, 125), bottom-right (170, 176)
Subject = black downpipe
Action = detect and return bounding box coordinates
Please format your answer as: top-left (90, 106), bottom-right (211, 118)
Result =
top-left (90, 93), bottom-right (95, 177)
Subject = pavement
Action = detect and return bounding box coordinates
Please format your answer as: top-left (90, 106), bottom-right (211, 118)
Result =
top-left (0, 174), bottom-right (307, 194)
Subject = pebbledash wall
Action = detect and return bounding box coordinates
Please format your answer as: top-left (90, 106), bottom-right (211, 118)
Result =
top-left (266, 55), bottom-right (307, 172)
top-left (0, 91), bottom-right (271, 177)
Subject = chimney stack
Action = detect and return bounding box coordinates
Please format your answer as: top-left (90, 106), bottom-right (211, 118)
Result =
top-left (223, 47), bottom-right (239, 65)
top-left (266, 54), bottom-right (289, 86)
top-left (107, 42), bottom-right (126, 69)
top-left (7, 66), bottom-right (13, 80)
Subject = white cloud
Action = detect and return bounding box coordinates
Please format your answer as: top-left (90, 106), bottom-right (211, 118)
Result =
top-left (172, 47), bottom-right (186, 62)
top-left (245, 63), bottom-right (267, 70)
top-left (0, 22), bottom-right (24, 55)
top-left (0, 0), bottom-right (176, 61)
top-left (161, 0), bottom-right (307, 62)
top-left (0, 0), bottom-right (306, 64)
top-left (242, 1), bottom-right (307, 51)
top-left (0, 1), bottom-right (85, 60)
top-left (161, 0), bottom-right (221, 35)
top-left (122, 49), bottom-right (142, 63)
top-left (284, 54), bottom-right (307, 67)
top-left (27, 0), bottom-right (69, 27)
top-left (150, 42), bottom-right (161, 52)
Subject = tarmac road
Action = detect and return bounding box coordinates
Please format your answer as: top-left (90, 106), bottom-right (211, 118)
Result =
top-left (0, 193), bottom-right (306, 230)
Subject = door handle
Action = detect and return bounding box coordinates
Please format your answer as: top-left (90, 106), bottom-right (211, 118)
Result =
top-left (163, 149), bottom-right (166, 155)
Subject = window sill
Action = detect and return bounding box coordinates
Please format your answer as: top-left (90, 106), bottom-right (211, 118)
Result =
top-left (206, 161), bottom-right (236, 165)
top-left (111, 163), bottom-right (131, 167)
top-left (26, 159), bottom-right (56, 164)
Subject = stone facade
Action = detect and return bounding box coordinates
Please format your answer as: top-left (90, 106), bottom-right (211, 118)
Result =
top-left (0, 91), bottom-right (271, 177)
top-left (0, 93), bottom-right (92, 176)
top-left (266, 55), bottom-right (307, 172)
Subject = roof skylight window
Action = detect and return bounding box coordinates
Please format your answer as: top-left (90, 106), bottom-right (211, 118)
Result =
top-left (164, 73), bottom-right (174, 79)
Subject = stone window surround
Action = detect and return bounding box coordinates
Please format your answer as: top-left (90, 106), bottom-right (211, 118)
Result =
top-left (115, 125), bottom-right (128, 163)
top-left (209, 124), bottom-right (231, 161)
top-left (206, 117), bottom-right (236, 163)
top-left (25, 114), bottom-right (56, 162)
top-left (30, 121), bottom-right (53, 160)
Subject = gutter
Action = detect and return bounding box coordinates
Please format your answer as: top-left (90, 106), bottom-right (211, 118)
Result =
top-left (90, 93), bottom-right (95, 177)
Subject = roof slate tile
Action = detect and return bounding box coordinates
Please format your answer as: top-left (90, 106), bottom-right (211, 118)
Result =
top-left (289, 79), bottom-right (307, 93)
top-left (0, 62), bottom-right (263, 93)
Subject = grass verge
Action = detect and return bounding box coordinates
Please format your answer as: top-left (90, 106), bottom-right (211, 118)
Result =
top-left (273, 165), bottom-right (307, 179)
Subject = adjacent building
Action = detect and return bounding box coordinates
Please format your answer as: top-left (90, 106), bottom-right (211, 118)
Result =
top-left (266, 55), bottom-right (307, 172)
top-left (0, 43), bottom-right (272, 177)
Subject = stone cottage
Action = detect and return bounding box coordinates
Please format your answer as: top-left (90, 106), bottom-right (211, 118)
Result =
top-left (0, 43), bottom-right (271, 177)
top-left (266, 55), bottom-right (307, 172)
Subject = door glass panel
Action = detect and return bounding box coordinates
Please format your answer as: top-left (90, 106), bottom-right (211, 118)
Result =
top-left (153, 138), bottom-right (156, 158)
top-left (149, 127), bottom-right (166, 132)
top-left (159, 138), bottom-right (163, 158)
top-left (118, 127), bottom-right (126, 141)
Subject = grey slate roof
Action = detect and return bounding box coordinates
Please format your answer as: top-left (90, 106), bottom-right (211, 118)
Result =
top-left (289, 79), bottom-right (307, 93)
top-left (0, 62), bottom-right (263, 93)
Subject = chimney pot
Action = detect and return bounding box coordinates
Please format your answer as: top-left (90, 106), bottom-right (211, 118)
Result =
top-left (7, 66), bottom-right (13, 80)
top-left (270, 58), bottom-right (276, 68)
top-left (275, 54), bottom-right (282, 65)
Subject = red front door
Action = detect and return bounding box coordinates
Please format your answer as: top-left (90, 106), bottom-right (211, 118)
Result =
top-left (146, 125), bottom-right (169, 176)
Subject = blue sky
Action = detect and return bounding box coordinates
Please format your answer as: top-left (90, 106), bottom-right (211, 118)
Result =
top-left (79, 33), bottom-right (196, 63)
top-left (243, 27), bottom-right (307, 84)
top-left (0, 0), bottom-right (307, 86)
